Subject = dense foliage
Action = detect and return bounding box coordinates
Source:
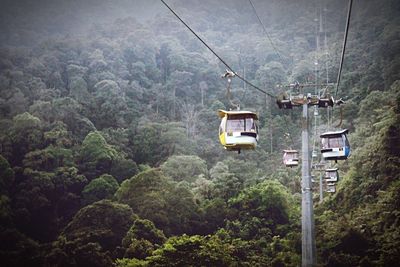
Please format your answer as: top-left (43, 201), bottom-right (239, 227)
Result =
top-left (0, 0), bottom-right (399, 266)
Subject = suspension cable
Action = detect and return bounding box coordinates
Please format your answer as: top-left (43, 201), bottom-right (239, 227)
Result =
top-left (160, 0), bottom-right (275, 98)
top-left (334, 0), bottom-right (353, 98)
top-left (248, 0), bottom-right (286, 64)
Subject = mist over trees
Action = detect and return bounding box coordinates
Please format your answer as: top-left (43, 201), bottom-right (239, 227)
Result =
top-left (0, 0), bottom-right (399, 266)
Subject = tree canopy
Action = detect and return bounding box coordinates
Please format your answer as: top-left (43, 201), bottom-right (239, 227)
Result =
top-left (0, 0), bottom-right (399, 266)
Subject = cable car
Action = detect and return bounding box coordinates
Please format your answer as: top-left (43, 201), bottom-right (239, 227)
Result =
top-left (318, 95), bottom-right (334, 108)
top-left (320, 129), bottom-right (350, 161)
top-left (283, 150), bottom-right (299, 167)
top-left (325, 182), bottom-right (336, 193)
top-left (324, 168), bottom-right (339, 182)
top-left (312, 150), bottom-right (318, 158)
top-left (313, 163), bottom-right (325, 171)
top-left (311, 175), bottom-right (316, 183)
top-left (218, 109), bottom-right (259, 153)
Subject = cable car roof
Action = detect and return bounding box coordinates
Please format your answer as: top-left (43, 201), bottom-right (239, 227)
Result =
top-left (218, 109), bottom-right (258, 119)
top-left (325, 168), bottom-right (338, 172)
top-left (320, 129), bottom-right (349, 138)
top-left (283, 149), bottom-right (298, 153)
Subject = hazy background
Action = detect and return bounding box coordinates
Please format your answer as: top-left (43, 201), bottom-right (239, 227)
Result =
top-left (0, 1), bottom-right (399, 266)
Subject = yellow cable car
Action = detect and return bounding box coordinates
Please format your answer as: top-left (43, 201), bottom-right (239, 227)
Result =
top-left (218, 109), bottom-right (259, 153)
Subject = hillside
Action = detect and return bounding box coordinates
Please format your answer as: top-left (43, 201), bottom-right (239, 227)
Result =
top-left (0, 0), bottom-right (399, 266)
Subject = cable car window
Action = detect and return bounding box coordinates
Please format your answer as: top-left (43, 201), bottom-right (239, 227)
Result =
top-left (329, 137), bottom-right (343, 148)
top-left (322, 137), bottom-right (343, 149)
top-left (326, 170), bottom-right (337, 178)
top-left (284, 153), bottom-right (294, 160)
top-left (226, 119), bottom-right (244, 132)
top-left (245, 118), bottom-right (255, 132)
top-left (225, 114), bottom-right (257, 132)
top-left (219, 118), bottom-right (226, 135)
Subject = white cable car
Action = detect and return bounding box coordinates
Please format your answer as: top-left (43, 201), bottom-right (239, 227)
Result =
top-left (218, 109), bottom-right (259, 153)
top-left (325, 182), bottom-right (336, 193)
top-left (311, 175), bottom-right (316, 183)
top-left (283, 150), bottom-right (299, 167)
top-left (312, 150), bottom-right (318, 158)
top-left (320, 129), bottom-right (350, 161)
top-left (324, 168), bottom-right (339, 182)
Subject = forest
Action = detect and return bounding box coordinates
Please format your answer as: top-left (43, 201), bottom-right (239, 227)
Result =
top-left (0, 0), bottom-right (399, 266)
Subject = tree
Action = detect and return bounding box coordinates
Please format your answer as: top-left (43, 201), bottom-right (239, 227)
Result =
top-left (13, 166), bottom-right (87, 241)
top-left (51, 97), bottom-right (96, 140)
top-left (82, 174), bottom-right (119, 205)
top-left (46, 200), bottom-right (136, 267)
top-left (43, 121), bottom-right (74, 148)
top-left (0, 154), bottom-right (14, 194)
top-left (52, 166), bottom-right (88, 223)
top-left (146, 234), bottom-right (234, 267)
top-left (92, 80), bottom-right (128, 128)
top-left (5, 88), bottom-right (29, 117)
top-left (255, 61), bottom-right (286, 89)
top-left (63, 200), bottom-right (135, 249)
top-left (209, 161), bottom-right (242, 200)
top-left (0, 229), bottom-right (43, 267)
top-left (130, 122), bottom-right (192, 166)
top-left (79, 131), bottom-right (119, 180)
top-left (166, 70), bottom-right (194, 119)
top-left (66, 64), bottom-right (91, 105)
top-left (199, 197), bottom-right (228, 234)
top-left (179, 101), bottom-right (200, 138)
top-left (110, 158), bottom-right (139, 184)
top-left (29, 100), bottom-right (56, 126)
top-left (116, 169), bottom-right (200, 236)
top-left (121, 218), bottom-right (166, 259)
top-left (9, 112), bottom-right (43, 165)
top-left (0, 155), bottom-right (14, 226)
top-left (160, 155), bottom-right (208, 183)
top-left (22, 145), bottom-right (74, 172)
top-left (228, 179), bottom-right (297, 238)
top-left (192, 175), bottom-right (215, 201)
top-left (116, 169), bottom-right (175, 233)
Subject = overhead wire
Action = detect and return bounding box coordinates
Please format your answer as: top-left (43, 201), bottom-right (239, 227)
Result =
top-left (247, 0), bottom-right (286, 65)
top-left (246, 0), bottom-right (289, 153)
top-left (160, 0), bottom-right (275, 98)
top-left (334, 0), bottom-right (353, 98)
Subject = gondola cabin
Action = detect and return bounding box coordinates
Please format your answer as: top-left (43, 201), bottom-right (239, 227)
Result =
top-left (320, 129), bottom-right (350, 161)
top-left (311, 175), bottom-right (316, 183)
top-left (324, 168), bottom-right (339, 182)
top-left (312, 150), bottom-right (318, 158)
top-left (218, 109), bottom-right (258, 153)
top-left (325, 183), bottom-right (336, 193)
top-left (283, 150), bottom-right (299, 167)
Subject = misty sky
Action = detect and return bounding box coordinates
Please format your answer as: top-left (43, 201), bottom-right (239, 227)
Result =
top-left (0, 0), bottom-right (166, 45)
